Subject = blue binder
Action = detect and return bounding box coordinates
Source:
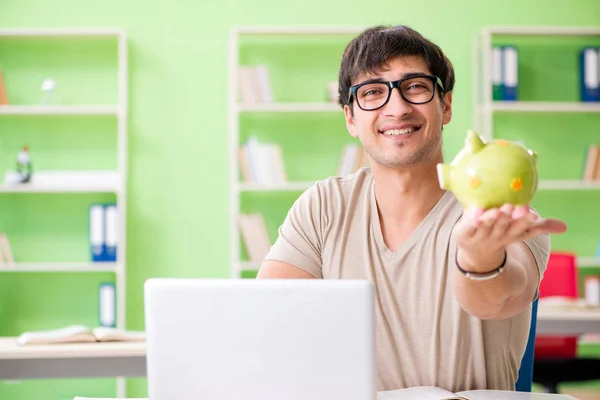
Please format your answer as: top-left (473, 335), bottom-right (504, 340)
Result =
top-left (492, 46), bottom-right (504, 100)
top-left (580, 47), bottom-right (600, 102)
top-left (502, 46), bottom-right (519, 101)
top-left (104, 203), bottom-right (118, 262)
top-left (98, 282), bottom-right (116, 327)
top-left (89, 202), bottom-right (118, 262)
top-left (89, 203), bottom-right (105, 262)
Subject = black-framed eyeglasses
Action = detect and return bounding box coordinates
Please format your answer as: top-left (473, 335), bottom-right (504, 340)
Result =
top-left (348, 74), bottom-right (445, 111)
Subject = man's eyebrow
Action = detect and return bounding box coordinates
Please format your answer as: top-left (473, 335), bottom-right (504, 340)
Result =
top-left (354, 72), bottom-right (431, 86)
top-left (354, 77), bottom-right (386, 86)
top-left (401, 72), bottom-right (430, 79)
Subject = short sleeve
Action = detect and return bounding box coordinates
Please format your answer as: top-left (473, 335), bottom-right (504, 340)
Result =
top-left (523, 207), bottom-right (552, 300)
top-left (264, 183), bottom-right (324, 278)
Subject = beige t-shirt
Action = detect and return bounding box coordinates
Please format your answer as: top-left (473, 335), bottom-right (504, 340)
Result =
top-left (264, 167), bottom-right (550, 393)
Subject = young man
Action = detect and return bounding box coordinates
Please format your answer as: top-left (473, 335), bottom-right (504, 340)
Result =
top-left (256, 25), bottom-right (567, 393)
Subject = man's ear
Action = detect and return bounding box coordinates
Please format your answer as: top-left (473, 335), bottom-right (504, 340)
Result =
top-left (442, 92), bottom-right (453, 125)
top-left (344, 104), bottom-right (358, 138)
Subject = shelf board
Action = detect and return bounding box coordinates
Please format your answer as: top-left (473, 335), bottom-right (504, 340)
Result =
top-left (578, 257), bottom-right (600, 268)
top-left (239, 181), bottom-right (315, 192)
top-left (538, 180), bottom-right (600, 190)
top-left (0, 262), bottom-right (118, 272)
top-left (489, 102), bottom-right (600, 113)
top-left (0, 28), bottom-right (125, 37)
top-left (238, 102), bottom-right (340, 113)
top-left (482, 26), bottom-right (600, 36)
top-left (0, 183), bottom-right (118, 193)
top-left (0, 170), bottom-right (120, 193)
top-left (0, 105), bottom-right (120, 116)
top-left (233, 26), bottom-right (364, 36)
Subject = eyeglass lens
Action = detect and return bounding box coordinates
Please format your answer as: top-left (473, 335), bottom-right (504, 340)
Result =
top-left (356, 77), bottom-right (435, 109)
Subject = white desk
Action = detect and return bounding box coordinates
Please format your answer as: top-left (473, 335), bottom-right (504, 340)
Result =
top-left (0, 338), bottom-right (146, 380)
top-left (0, 307), bottom-right (597, 381)
top-left (536, 304), bottom-right (600, 335)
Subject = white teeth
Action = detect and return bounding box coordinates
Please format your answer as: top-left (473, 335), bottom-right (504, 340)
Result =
top-left (382, 127), bottom-right (417, 136)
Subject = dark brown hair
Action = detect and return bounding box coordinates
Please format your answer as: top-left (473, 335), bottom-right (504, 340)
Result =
top-left (337, 25), bottom-right (455, 111)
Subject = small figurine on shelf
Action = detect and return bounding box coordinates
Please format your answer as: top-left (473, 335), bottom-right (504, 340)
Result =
top-left (41, 77), bottom-right (56, 105)
top-left (16, 145), bottom-right (32, 183)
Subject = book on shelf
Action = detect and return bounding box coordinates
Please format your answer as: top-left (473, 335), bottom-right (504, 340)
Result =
top-left (239, 136), bottom-right (287, 185)
top-left (491, 45), bottom-right (519, 101)
top-left (238, 65), bottom-right (273, 104)
top-left (238, 213), bottom-right (271, 264)
top-left (16, 324), bottom-right (145, 346)
top-left (582, 144), bottom-right (600, 181)
top-left (0, 70), bottom-right (9, 105)
top-left (0, 232), bottom-right (14, 267)
top-left (579, 47), bottom-right (600, 102)
top-left (89, 202), bottom-right (118, 263)
top-left (338, 142), bottom-right (369, 176)
top-left (71, 387), bottom-right (575, 400)
top-left (491, 45), bottom-right (600, 103)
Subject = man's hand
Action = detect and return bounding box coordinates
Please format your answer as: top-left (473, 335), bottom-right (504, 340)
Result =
top-left (453, 203), bottom-right (567, 273)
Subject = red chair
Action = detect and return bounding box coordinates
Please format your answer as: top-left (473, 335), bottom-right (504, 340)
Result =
top-left (535, 252), bottom-right (579, 359)
top-left (532, 251), bottom-right (600, 393)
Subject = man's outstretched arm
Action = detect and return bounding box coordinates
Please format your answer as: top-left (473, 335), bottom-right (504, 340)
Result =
top-left (451, 204), bottom-right (566, 320)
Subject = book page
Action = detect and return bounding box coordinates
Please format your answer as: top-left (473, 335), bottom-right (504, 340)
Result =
top-left (378, 386), bottom-right (464, 400)
top-left (91, 327), bottom-right (146, 342)
top-left (456, 390), bottom-right (577, 399)
top-left (17, 325), bottom-right (96, 345)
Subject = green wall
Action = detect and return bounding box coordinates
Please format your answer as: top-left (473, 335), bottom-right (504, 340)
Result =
top-left (1, 0), bottom-right (600, 398)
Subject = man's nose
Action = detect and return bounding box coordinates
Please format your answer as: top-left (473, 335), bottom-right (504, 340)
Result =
top-left (382, 87), bottom-right (413, 117)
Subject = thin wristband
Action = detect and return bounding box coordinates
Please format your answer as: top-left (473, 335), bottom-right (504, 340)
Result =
top-left (455, 250), bottom-right (507, 281)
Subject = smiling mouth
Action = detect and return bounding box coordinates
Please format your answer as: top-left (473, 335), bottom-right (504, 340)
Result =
top-left (379, 126), bottom-right (421, 136)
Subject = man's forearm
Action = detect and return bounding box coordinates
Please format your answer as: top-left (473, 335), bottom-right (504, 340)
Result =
top-left (452, 243), bottom-right (530, 320)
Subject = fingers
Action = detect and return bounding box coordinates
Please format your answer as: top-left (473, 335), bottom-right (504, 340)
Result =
top-left (460, 206), bottom-right (485, 238)
top-left (477, 208), bottom-right (504, 240)
top-left (512, 205), bottom-right (530, 220)
top-left (523, 218), bottom-right (568, 239)
top-left (506, 210), bottom-right (537, 239)
top-left (470, 203), bottom-right (535, 244)
top-left (457, 203), bottom-right (567, 250)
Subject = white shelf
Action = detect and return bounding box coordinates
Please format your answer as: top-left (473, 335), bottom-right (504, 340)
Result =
top-left (0, 105), bottom-right (120, 116)
top-left (0, 170), bottom-right (120, 193)
top-left (239, 181), bottom-right (315, 192)
top-left (238, 102), bottom-right (340, 113)
top-left (538, 180), bottom-right (600, 190)
top-left (578, 257), bottom-right (600, 268)
top-left (232, 26), bottom-right (364, 36)
top-left (489, 102), bottom-right (600, 113)
top-left (0, 28), bottom-right (125, 37)
top-left (0, 262), bottom-right (118, 272)
top-left (0, 183), bottom-right (118, 193)
top-left (482, 26), bottom-right (600, 36)
top-left (0, 26), bottom-right (129, 398)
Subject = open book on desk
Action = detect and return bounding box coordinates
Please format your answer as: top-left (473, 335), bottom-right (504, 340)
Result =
top-left (377, 387), bottom-right (578, 399)
top-left (17, 324), bottom-right (145, 345)
top-left (72, 388), bottom-right (577, 400)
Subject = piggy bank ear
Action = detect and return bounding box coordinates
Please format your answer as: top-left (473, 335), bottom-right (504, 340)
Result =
top-left (466, 130), bottom-right (485, 153)
top-left (528, 149), bottom-right (537, 160)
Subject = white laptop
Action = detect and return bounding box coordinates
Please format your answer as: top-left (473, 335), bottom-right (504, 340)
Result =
top-left (144, 278), bottom-right (376, 400)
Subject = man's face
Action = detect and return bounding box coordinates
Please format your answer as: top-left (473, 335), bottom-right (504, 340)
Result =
top-left (343, 55), bottom-right (452, 169)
